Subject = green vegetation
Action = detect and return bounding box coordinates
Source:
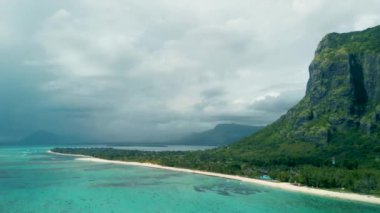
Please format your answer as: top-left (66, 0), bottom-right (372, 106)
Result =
top-left (51, 127), bottom-right (380, 195)
top-left (52, 139), bottom-right (380, 195)
top-left (52, 25), bottom-right (380, 196)
top-left (315, 25), bottom-right (380, 63)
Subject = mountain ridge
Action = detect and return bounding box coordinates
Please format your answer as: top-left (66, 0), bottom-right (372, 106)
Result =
top-left (173, 123), bottom-right (263, 146)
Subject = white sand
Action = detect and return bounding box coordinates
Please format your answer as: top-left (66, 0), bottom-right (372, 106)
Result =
top-left (48, 150), bottom-right (380, 205)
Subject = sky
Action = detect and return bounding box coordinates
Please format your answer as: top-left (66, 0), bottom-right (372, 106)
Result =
top-left (1, 0), bottom-right (380, 142)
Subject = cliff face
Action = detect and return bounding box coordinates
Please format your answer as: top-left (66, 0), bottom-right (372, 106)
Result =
top-left (231, 26), bottom-right (380, 152)
top-left (270, 26), bottom-right (380, 144)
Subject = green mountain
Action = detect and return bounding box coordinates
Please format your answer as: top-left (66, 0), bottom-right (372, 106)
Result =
top-left (53, 26), bottom-right (380, 195)
top-left (226, 25), bottom-right (380, 163)
top-left (174, 123), bottom-right (263, 146)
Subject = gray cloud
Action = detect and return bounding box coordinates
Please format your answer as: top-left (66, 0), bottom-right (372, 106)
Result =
top-left (1, 0), bottom-right (380, 142)
top-left (250, 90), bottom-right (304, 114)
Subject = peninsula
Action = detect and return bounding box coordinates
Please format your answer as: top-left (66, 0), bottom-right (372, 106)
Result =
top-left (52, 25), bottom-right (380, 202)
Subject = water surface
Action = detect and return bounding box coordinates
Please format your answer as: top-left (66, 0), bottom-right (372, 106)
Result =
top-left (1, 146), bottom-right (380, 212)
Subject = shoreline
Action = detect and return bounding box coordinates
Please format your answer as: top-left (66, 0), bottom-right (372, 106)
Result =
top-left (48, 150), bottom-right (380, 205)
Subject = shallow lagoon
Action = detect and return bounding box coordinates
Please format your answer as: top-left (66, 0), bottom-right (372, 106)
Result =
top-left (1, 146), bottom-right (380, 213)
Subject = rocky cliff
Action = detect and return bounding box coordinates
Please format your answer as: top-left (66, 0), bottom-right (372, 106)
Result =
top-left (261, 26), bottom-right (380, 144)
top-left (229, 26), bottom-right (380, 162)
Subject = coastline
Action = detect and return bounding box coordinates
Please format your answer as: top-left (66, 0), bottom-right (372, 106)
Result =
top-left (48, 150), bottom-right (380, 205)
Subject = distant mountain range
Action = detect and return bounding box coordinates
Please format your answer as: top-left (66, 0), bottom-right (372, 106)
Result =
top-left (172, 123), bottom-right (263, 146)
top-left (17, 124), bottom-right (263, 146)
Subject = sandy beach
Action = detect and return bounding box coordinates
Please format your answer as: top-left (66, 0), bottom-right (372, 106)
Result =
top-left (48, 150), bottom-right (380, 205)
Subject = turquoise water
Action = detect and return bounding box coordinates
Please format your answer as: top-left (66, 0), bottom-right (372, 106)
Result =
top-left (1, 146), bottom-right (380, 213)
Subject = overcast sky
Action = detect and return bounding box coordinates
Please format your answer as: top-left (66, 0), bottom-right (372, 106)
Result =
top-left (1, 0), bottom-right (380, 142)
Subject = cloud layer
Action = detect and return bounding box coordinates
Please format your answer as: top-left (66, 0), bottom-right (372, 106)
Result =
top-left (1, 0), bottom-right (380, 141)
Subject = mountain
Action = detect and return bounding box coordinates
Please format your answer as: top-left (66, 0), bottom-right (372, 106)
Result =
top-left (229, 26), bottom-right (380, 157)
top-left (272, 26), bottom-right (380, 143)
top-left (19, 130), bottom-right (81, 145)
top-left (53, 26), bottom-right (380, 195)
top-left (174, 124), bottom-right (263, 146)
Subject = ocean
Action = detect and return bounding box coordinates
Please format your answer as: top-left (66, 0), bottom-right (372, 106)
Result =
top-left (1, 146), bottom-right (379, 213)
